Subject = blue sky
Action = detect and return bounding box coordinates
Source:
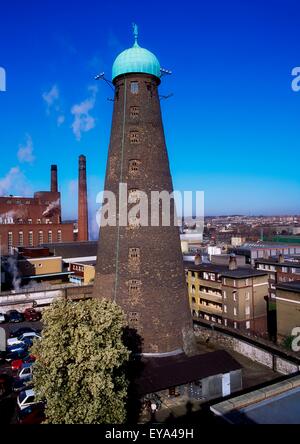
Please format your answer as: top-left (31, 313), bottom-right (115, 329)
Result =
top-left (0, 0), bottom-right (299, 237)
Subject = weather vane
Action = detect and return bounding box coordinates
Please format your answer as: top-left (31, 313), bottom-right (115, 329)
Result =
top-left (132, 23), bottom-right (139, 46)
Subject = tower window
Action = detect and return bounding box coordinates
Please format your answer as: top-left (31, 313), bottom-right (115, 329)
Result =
top-left (129, 159), bottom-right (141, 176)
top-left (130, 106), bottom-right (139, 118)
top-left (128, 312), bottom-right (140, 327)
top-left (48, 230), bottom-right (53, 244)
top-left (130, 81), bottom-right (139, 94)
top-left (128, 189), bottom-right (141, 204)
top-left (129, 131), bottom-right (140, 144)
top-left (129, 248), bottom-right (140, 260)
top-left (57, 230), bottom-right (62, 243)
top-left (128, 279), bottom-right (141, 295)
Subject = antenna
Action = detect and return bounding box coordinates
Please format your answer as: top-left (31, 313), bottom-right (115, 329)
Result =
top-left (95, 72), bottom-right (114, 91)
top-left (160, 93), bottom-right (174, 100)
top-left (160, 68), bottom-right (172, 77)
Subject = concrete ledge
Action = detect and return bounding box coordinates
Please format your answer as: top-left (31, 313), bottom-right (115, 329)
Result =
top-left (211, 375), bottom-right (300, 417)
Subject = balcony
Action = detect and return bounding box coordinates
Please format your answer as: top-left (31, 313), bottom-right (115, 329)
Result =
top-left (199, 303), bottom-right (223, 315)
top-left (199, 290), bottom-right (222, 303)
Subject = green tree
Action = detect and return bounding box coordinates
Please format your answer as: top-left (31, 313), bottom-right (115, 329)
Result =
top-left (31, 298), bottom-right (130, 424)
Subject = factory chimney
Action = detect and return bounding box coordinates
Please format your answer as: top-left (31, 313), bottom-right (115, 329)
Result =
top-left (78, 155), bottom-right (89, 242)
top-left (51, 165), bottom-right (58, 193)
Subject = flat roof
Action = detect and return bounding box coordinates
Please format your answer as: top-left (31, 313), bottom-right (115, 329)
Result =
top-left (276, 281), bottom-right (300, 293)
top-left (211, 375), bottom-right (300, 424)
top-left (255, 257), bottom-right (300, 267)
top-left (42, 241), bottom-right (98, 259)
top-left (184, 262), bottom-right (267, 279)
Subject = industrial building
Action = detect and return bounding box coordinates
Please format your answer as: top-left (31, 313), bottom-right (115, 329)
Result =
top-left (0, 156), bottom-right (89, 256)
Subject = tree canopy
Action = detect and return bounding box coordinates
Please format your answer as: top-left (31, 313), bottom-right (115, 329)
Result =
top-left (31, 298), bottom-right (130, 424)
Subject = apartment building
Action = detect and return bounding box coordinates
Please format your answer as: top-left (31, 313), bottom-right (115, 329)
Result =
top-left (275, 281), bottom-right (300, 344)
top-left (185, 256), bottom-right (269, 335)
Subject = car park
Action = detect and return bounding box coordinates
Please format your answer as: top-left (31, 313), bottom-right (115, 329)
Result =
top-left (9, 327), bottom-right (36, 338)
top-left (17, 389), bottom-right (39, 411)
top-left (13, 378), bottom-right (33, 393)
top-left (23, 308), bottom-right (41, 322)
top-left (17, 404), bottom-right (45, 424)
top-left (5, 347), bottom-right (28, 363)
top-left (7, 332), bottom-right (41, 347)
top-left (6, 310), bottom-right (24, 323)
top-left (11, 355), bottom-right (36, 372)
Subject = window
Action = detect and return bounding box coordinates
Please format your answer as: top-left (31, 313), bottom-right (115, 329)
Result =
top-left (233, 280), bottom-right (237, 287)
top-left (38, 231), bottom-right (43, 245)
top-left (129, 131), bottom-right (140, 144)
top-left (129, 159), bottom-right (141, 176)
top-left (128, 189), bottom-right (141, 204)
top-left (223, 305), bottom-right (227, 314)
top-left (129, 248), bottom-right (140, 260)
top-left (18, 231), bottom-right (24, 247)
top-left (192, 297), bottom-right (196, 304)
top-left (224, 319), bottom-right (228, 327)
top-left (223, 278), bottom-right (227, 285)
top-left (246, 321), bottom-right (251, 330)
top-left (28, 219), bottom-right (32, 224)
top-left (245, 306), bottom-right (251, 316)
top-left (245, 279), bottom-right (249, 286)
top-left (246, 292), bottom-right (250, 301)
top-left (57, 230), bottom-right (62, 243)
top-left (223, 291), bottom-right (227, 300)
top-left (234, 322), bottom-right (238, 329)
top-left (233, 291), bottom-right (237, 302)
top-left (234, 307), bottom-right (237, 317)
top-left (29, 231), bottom-right (33, 247)
top-left (130, 106), bottom-right (139, 118)
top-left (37, 219), bottom-right (41, 224)
top-left (8, 232), bottom-right (13, 248)
top-left (48, 230), bottom-right (53, 243)
top-left (130, 81), bottom-right (139, 94)
top-left (128, 280), bottom-right (141, 298)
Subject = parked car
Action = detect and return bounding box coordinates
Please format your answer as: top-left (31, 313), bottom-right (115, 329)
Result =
top-left (7, 332), bottom-right (41, 347)
top-left (11, 355), bottom-right (36, 372)
top-left (23, 308), bottom-right (41, 322)
top-left (18, 363), bottom-right (33, 380)
top-left (9, 327), bottom-right (36, 338)
top-left (17, 404), bottom-right (45, 424)
top-left (13, 378), bottom-right (33, 393)
top-left (5, 347), bottom-right (28, 363)
top-left (17, 389), bottom-right (40, 411)
top-left (0, 313), bottom-right (7, 324)
top-left (6, 343), bottom-right (28, 354)
top-left (7, 310), bottom-right (24, 323)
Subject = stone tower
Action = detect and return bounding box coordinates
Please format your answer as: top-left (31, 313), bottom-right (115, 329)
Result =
top-left (93, 26), bottom-right (195, 356)
top-left (78, 155), bottom-right (89, 242)
top-left (51, 165), bottom-right (58, 193)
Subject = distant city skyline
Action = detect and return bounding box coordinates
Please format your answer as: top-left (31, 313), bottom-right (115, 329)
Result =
top-left (0, 0), bottom-right (300, 233)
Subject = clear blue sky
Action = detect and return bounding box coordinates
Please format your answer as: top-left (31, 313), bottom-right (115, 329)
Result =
top-left (0, 0), bottom-right (299, 237)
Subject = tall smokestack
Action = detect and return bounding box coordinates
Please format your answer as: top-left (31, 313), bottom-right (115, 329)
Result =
top-left (51, 165), bottom-right (58, 193)
top-left (78, 155), bottom-right (89, 241)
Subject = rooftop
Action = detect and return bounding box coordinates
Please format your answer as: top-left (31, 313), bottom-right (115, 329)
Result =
top-left (276, 280), bottom-right (300, 293)
top-left (184, 261), bottom-right (268, 279)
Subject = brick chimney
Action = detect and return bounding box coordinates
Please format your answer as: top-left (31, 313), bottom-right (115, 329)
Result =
top-left (78, 155), bottom-right (89, 241)
top-left (229, 255), bottom-right (238, 271)
top-left (51, 165), bottom-right (58, 193)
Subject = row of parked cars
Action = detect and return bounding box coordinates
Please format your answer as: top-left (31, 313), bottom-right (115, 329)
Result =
top-left (0, 326), bottom-right (45, 424)
top-left (0, 308), bottom-right (41, 324)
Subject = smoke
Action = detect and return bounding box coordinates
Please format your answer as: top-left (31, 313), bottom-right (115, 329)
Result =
top-left (43, 199), bottom-right (60, 217)
top-left (0, 209), bottom-right (23, 224)
top-left (6, 256), bottom-right (22, 292)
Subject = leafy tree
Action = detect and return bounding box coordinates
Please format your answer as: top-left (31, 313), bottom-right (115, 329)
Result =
top-left (31, 298), bottom-right (130, 424)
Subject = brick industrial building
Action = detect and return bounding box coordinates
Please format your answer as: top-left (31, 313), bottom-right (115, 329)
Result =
top-left (93, 26), bottom-right (195, 356)
top-left (0, 156), bottom-right (89, 255)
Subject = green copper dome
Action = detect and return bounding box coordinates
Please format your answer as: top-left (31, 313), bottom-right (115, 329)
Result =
top-left (112, 24), bottom-right (161, 82)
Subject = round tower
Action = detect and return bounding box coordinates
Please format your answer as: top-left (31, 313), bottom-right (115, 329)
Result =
top-left (93, 25), bottom-right (195, 356)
